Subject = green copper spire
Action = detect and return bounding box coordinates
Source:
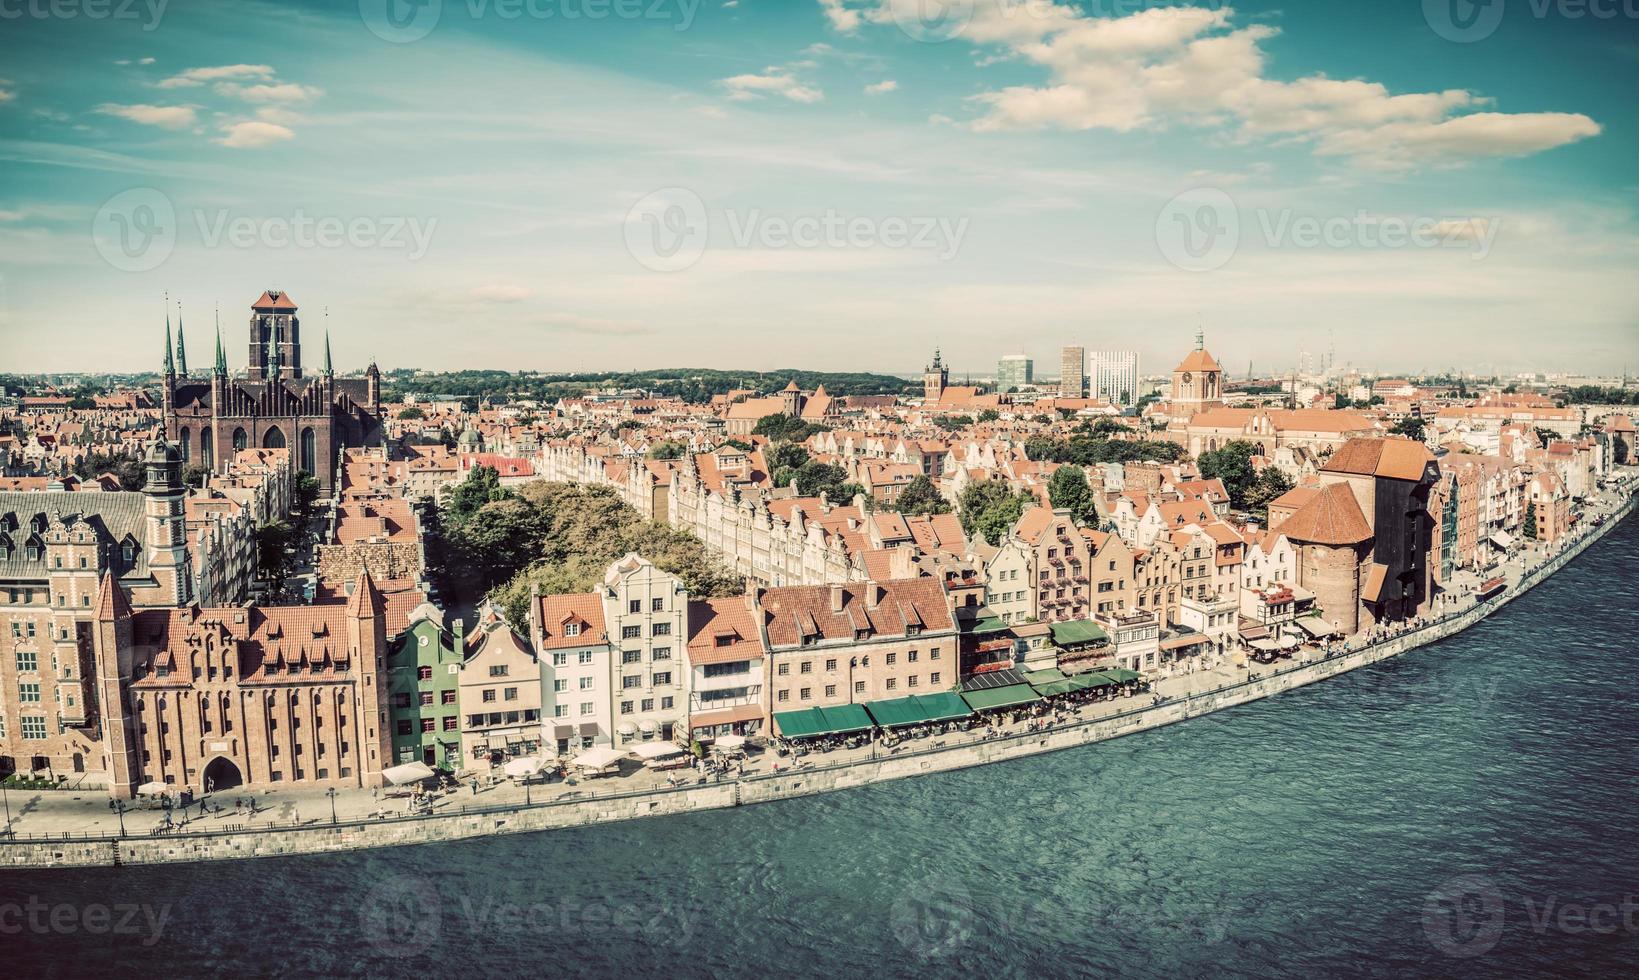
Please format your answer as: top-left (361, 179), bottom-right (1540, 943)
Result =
top-left (163, 296), bottom-right (175, 376)
top-left (323, 329), bottom-right (333, 375)
top-left (214, 309), bottom-right (227, 376)
top-left (175, 303), bottom-right (188, 376)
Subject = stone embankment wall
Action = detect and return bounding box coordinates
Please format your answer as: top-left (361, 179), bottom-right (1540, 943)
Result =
top-left (5, 493), bottom-right (1632, 870)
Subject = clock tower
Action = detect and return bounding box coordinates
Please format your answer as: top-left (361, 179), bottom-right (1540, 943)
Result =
top-left (1170, 330), bottom-right (1224, 416)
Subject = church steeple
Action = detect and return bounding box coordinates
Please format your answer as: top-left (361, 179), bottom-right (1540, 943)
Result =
top-left (323, 329), bottom-right (333, 376)
top-left (214, 306), bottom-right (227, 376)
top-left (175, 302), bottom-right (188, 376)
top-left (163, 298), bottom-right (175, 377)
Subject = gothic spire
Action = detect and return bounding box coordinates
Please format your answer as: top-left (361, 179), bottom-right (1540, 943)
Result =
top-left (163, 294), bottom-right (175, 376)
top-left (214, 304), bottom-right (227, 376)
top-left (323, 328), bottom-right (333, 376)
top-left (175, 302), bottom-right (188, 376)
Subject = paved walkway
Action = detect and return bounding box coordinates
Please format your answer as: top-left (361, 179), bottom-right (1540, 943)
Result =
top-left (4, 482), bottom-right (1632, 842)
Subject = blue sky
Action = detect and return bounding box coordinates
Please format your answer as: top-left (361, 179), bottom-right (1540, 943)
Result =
top-left (0, 0), bottom-right (1635, 378)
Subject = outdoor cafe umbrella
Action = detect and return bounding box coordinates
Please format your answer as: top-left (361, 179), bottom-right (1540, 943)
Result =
top-left (630, 741), bottom-right (685, 761)
top-left (136, 781), bottom-right (167, 796)
top-left (571, 746), bottom-right (627, 770)
top-left (713, 734), bottom-right (748, 751)
top-left (502, 756), bottom-right (544, 779)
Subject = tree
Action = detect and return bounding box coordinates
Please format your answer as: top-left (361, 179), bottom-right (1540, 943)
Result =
top-left (1047, 466), bottom-right (1097, 526)
top-left (767, 443), bottom-right (810, 487)
top-left (256, 520), bottom-right (299, 600)
top-left (957, 480), bottom-right (1036, 547)
top-left (723, 438), bottom-right (754, 451)
top-left (73, 450), bottom-right (145, 490)
top-left (181, 462), bottom-right (212, 487)
top-left (977, 409), bottom-right (1001, 423)
top-left (446, 464), bottom-right (509, 527)
top-left (1196, 440), bottom-right (1260, 510)
top-left (793, 461), bottom-right (856, 501)
top-left (1390, 416), bottom-right (1427, 443)
top-left (292, 472), bottom-right (321, 523)
top-left (397, 406), bottom-right (425, 420)
top-left (1242, 467), bottom-right (1294, 522)
top-left (68, 396), bottom-right (96, 410)
top-left (752, 413), bottom-right (829, 443)
top-left (1523, 501), bottom-right (1538, 540)
top-left (892, 476), bottom-right (951, 517)
top-left (648, 440), bottom-right (686, 460)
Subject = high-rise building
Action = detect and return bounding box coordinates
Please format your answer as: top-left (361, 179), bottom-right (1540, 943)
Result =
top-left (997, 354), bottom-right (1033, 392)
top-left (1060, 346), bottom-right (1086, 398)
top-left (1089, 350), bottom-right (1140, 406)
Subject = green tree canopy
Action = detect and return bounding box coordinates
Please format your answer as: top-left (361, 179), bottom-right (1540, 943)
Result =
top-left (891, 475), bottom-right (951, 517)
top-left (958, 480), bottom-right (1037, 547)
top-left (1047, 465), bottom-right (1097, 526)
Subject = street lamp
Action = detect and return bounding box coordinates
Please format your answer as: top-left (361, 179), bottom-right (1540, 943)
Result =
top-left (326, 786), bottom-right (338, 825)
top-left (1, 777), bottom-right (11, 838)
top-left (115, 798), bottom-right (127, 837)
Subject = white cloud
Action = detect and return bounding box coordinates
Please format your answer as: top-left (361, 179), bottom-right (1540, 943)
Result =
top-left (865, 80), bottom-right (898, 95)
top-left (94, 103), bottom-right (198, 129)
top-left (157, 64), bottom-right (275, 89)
top-left (819, 0), bottom-right (861, 32)
top-left (0, 90), bottom-right (13, 104)
top-left (720, 68), bottom-right (824, 104)
top-left (872, 2), bottom-right (1598, 169)
top-left (217, 82), bottom-right (324, 104)
top-left (216, 120), bottom-right (295, 148)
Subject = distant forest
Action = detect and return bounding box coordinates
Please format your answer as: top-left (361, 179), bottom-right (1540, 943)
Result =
top-left (381, 368), bottom-right (920, 406)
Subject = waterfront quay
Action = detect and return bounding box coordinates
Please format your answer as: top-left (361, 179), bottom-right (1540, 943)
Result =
top-left (3, 484), bottom-right (1631, 869)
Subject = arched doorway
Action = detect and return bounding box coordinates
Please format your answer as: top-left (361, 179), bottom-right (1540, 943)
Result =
top-left (203, 756), bottom-right (243, 793)
top-left (263, 427), bottom-right (286, 450)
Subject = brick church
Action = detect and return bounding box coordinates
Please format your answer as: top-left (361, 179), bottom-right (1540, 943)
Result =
top-left (163, 290), bottom-right (383, 491)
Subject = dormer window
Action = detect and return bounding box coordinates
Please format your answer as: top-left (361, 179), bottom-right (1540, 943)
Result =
top-left (564, 622), bottom-right (580, 637)
top-left (121, 539), bottom-right (137, 564)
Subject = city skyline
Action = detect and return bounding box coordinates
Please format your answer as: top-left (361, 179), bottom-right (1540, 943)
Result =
top-left (2, 0), bottom-right (1636, 376)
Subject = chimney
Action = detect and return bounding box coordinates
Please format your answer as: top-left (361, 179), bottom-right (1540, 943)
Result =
top-left (452, 618), bottom-right (465, 646)
top-left (888, 548), bottom-right (916, 581)
top-left (830, 584), bottom-right (844, 613)
top-left (865, 583), bottom-right (880, 610)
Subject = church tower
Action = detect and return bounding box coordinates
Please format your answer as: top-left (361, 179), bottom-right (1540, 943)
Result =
top-left (248, 289), bottom-right (302, 380)
top-left (924, 348), bottom-right (949, 404)
top-left (1171, 330), bottom-right (1224, 417)
top-left (142, 437), bottom-right (192, 606)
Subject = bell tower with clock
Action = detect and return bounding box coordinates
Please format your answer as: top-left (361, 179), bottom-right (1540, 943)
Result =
top-left (1170, 330), bottom-right (1224, 417)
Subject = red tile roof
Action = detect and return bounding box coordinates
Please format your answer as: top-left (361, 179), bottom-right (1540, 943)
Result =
top-left (1278, 483), bottom-right (1373, 546)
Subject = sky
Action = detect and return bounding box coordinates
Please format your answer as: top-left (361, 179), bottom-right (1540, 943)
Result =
top-left (0, 0), bottom-right (1636, 379)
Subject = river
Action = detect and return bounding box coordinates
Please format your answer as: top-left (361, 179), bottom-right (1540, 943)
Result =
top-left (4, 517), bottom-right (1637, 978)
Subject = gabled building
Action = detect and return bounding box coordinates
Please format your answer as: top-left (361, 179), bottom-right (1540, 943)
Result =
top-left (385, 601), bottom-right (463, 770)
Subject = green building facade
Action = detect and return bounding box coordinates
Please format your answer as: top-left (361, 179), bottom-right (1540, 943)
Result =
top-left (386, 604), bottom-right (465, 771)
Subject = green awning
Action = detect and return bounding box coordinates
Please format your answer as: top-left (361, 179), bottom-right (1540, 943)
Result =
top-left (773, 703), bottom-right (873, 738)
top-left (865, 696), bottom-right (925, 729)
top-left (967, 615), bottom-right (1012, 636)
top-left (1024, 667), bottom-right (1067, 684)
top-left (962, 683), bottom-right (1040, 713)
top-left (918, 692), bottom-right (975, 723)
top-left (1101, 668), bottom-right (1140, 683)
top-left (1050, 620), bottom-right (1110, 647)
top-left (1030, 672), bottom-right (1116, 697)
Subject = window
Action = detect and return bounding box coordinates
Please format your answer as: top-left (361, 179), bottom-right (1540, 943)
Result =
top-left (21, 716), bottom-right (46, 740)
top-left (419, 692), bottom-right (433, 706)
top-left (489, 664), bottom-right (508, 678)
top-left (417, 666), bottom-right (432, 681)
top-left (652, 647), bottom-right (670, 661)
top-left (800, 661), bottom-right (813, 674)
top-left (641, 698), bottom-right (654, 712)
top-left (652, 672), bottom-right (671, 686)
top-left (395, 720), bottom-right (413, 735)
top-left (503, 687), bottom-right (518, 701)
top-left (651, 598), bottom-right (664, 612)
top-left (908, 650), bottom-right (919, 663)
top-left (799, 687), bottom-right (811, 701)
top-left (660, 696), bottom-right (673, 710)
top-left (886, 652), bottom-right (897, 665)
top-left (825, 658), bottom-right (838, 672)
top-left (854, 681), bottom-right (865, 694)
top-left (623, 650), bottom-right (641, 665)
top-left (621, 700), bottom-right (634, 715)
top-left (563, 622), bottom-right (580, 637)
top-left (930, 672), bottom-right (941, 685)
top-left (482, 689), bottom-right (497, 703)
top-left (578, 651), bottom-right (593, 665)
top-left (628, 600), bottom-right (641, 614)
top-left (554, 679), bottom-right (568, 692)
top-left (825, 684), bottom-right (837, 698)
top-left (16, 649), bottom-right (37, 673)
top-left (652, 622), bottom-right (670, 637)
top-left (579, 702), bottom-right (594, 715)
top-left (552, 652), bottom-right (568, 667)
top-left (420, 718), bottom-right (436, 733)
top-left (554, 705), bottom-right (568, 718)
top-left (622, 625), bottom-right (640, 639)
top-left (909, 675), bottom-right (920, 687)
top-left (885, 678), bottom-right (897, 691)
top-left (931, 648), bottom-right (941, 660)
top-left (441, 691), bottom-right (456, 705)
top-left (443, 717), bottom-right (458, 731)
top-left (777, 690), bottom-right (790, 703)
top-left (777, 663), bottom-right (790, 676)
top-left (623, 676), bottom-right (641, 690)
top-left (20, 682), bottom-right (41, 703)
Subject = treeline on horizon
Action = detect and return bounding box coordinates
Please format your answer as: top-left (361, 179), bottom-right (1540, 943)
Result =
top-left (381, 368), bottom-right (922, 405)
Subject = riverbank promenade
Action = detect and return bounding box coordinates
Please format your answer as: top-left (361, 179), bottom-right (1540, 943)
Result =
top-left (3, 480), bottom-right (1633, 867)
